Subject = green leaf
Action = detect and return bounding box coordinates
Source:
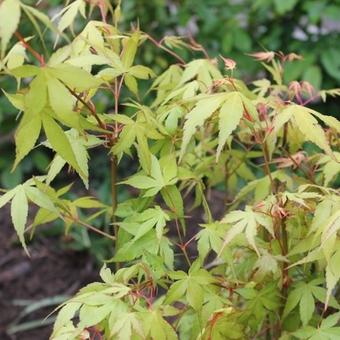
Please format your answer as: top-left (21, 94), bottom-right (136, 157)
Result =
top-left (11, 185), bottom-right (29, 254)
top-left (121, 32), bottom-right (140, 69)
top-left (42, 115), bottom-right (83, 177)
top-left (78, 304), bottom-right (112, 329)
top-left (197, 223), bottom-right (224, 259)
top-left (219, 207), bottom-right (273, 256)
top-left (124, 74), bottom-right (138, 96)
top-left (56, 0), bottom-right (85, 34)
top-left (3, 91), bottom-right (25, 110)
top-left (13, 112), bottom-right (41, 169)
top-left (274, 0), bottom-right (298, 14)
top-left (53, 302), bottom-right (81, 335)
top-left (141, 310), bottom-right (177, 340)
top-left (161, 185), bottom-right (184, 217)
top-left (180, 94), bottom-right (226, 160)
top-left (303, 66), bottom-right (322, 90)
top-left (187, 279), bottom-right (203, 311)
top-left (24, 186), bottom-right (56, 212)
top-left (0, 186), bottom-right (20, 209)
top-left (299, 290), bottom-right (315, 326)
top-left (0, 0), bottom-right (20, 53)
top-left (216, 92), bottom-right (244, 161)
top-left (49, 64), bottom-right (101, 91)
top-left (165, 280), bottom-right (188, 305)
top-left (47, 77), bottom-right (79, 128)
top-left (112, 125), bottom-right (136, 155)
top-left (321, 48), bottom-right (340, 81)
top-left (9, 65), bottom-right (40, 78)
top-left (122, 175), bottom-right (158, 190)
top-left (136, 127), bottom-right (152, 174)
top-left (326, 250), bottom-right (340, 308)
top-left (283, 287), bottom-right (303, 319)
top-left (25, 73), bottom-right (47, 115)
top-left (129, 65), bottom-right (155, 79)
top-left (291, 105), bottom-right (332, 155)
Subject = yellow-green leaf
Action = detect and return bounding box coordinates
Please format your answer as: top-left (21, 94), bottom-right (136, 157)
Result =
top-left (13, 113), bottom-right (41, 169)
top-left (9, 65), bottom-right (40, 78)
top-left (42, 114), bottom-right (83, 177)
top-left (121, 32), bottom-right (140, 69)
top-left (49, 64), bottom-right (101, 91)
top-left (129, 65), bottom-right (155, 79)
top-left (124, 74), bottom-right (138, 97)
top-left (216, 92), bottom-right (244, 161)
top-left (47, 77), bottom-right (79, 127)
top-left (0, 0), bottom-right (20, 54)
top-left (11, 185), bottom-right (29, 255)
top-left (180, 94), bottom-right (226, 160)
top-left (25, 74), bottom-right (47, 115)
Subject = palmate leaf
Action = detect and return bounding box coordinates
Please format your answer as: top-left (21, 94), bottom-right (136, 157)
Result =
top-left (219, 206), bottom-right (274, 256)
top-left (317, 152), bottom-right (340, 186)
top-left (179, 59), bottom-right (222, 88)
top-left (140, 310), bottom-right (177, 340)
top-left (119, 206), bottom-right (170, 242)
top-left (166, 263), bottom-right (216, 311)
top-left (293, 312), bottom-right (340, 340)
top-left (122, 155), bottom-right (177, 197)
top-left (180, 94), bottom-right (226, 160)
top-left (53, 0), bottom-right (86, 35)
top-left (45, 130), bottom-right (100, 188)
top-left (180, 91), bottom-right (256, 161)
top-left (0, 179), bottom-right (57, 255)
top-left (196, 223), bottom-right (225, 259)
top-left (216, 91), bottom-right (244, 161)
top-left (282, 279), bottom-right (325, 326)
top-left (273, 104), bottom-right (339, 156)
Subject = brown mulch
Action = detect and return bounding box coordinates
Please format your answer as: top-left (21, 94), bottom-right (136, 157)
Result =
top-left (0, 207), bottom-right (99, 340)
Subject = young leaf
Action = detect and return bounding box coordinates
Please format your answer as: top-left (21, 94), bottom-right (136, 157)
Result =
top-left (292, 107), bottom-right (332, 156)
top-left (216, 92), bottom-right (244, 161)
top-left (180, 94), bottom-right (226, 160)
top-left (121, 32), bottom-right (140, 69)
top-left (11, 185), bottom-right (29, 254)
top-left (0, 0), bottom-right (20, 53)
top-left (55, 0), bottom-right (86, 34)
top-left (219, 207), bottom-right (273, 256)
top-left (42, 115), bottom-right (84, 177)
top-left (13, 113), bottom-right (42, 170)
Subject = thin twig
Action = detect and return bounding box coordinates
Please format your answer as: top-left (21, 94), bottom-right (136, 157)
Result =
top-left (65, 85), bottom-right (107, 130)
top-left (146, 34), bottom-right (186, 65)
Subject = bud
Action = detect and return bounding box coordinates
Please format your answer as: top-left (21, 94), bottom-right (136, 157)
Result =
top-left (247, 51), bottom-right (275, 62)
top-left (220, 55), bottom-right (237, 71)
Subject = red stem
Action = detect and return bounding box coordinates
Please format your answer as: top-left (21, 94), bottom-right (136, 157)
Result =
top-left (15, 31), bottom-right (45, 66)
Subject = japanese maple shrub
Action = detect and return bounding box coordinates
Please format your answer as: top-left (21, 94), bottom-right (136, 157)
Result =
top-left (0, 1), bottom-right (340, 339)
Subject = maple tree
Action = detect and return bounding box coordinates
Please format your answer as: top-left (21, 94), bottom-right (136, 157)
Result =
top-left (0, 1), bottom-right (340, 339)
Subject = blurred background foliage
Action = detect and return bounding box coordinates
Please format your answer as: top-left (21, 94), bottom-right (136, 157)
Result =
top-left (0, 0), bottom-right (339, 255)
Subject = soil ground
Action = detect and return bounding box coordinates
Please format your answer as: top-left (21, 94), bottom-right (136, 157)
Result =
top-left (0, 207), bottom-right (99, 340)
